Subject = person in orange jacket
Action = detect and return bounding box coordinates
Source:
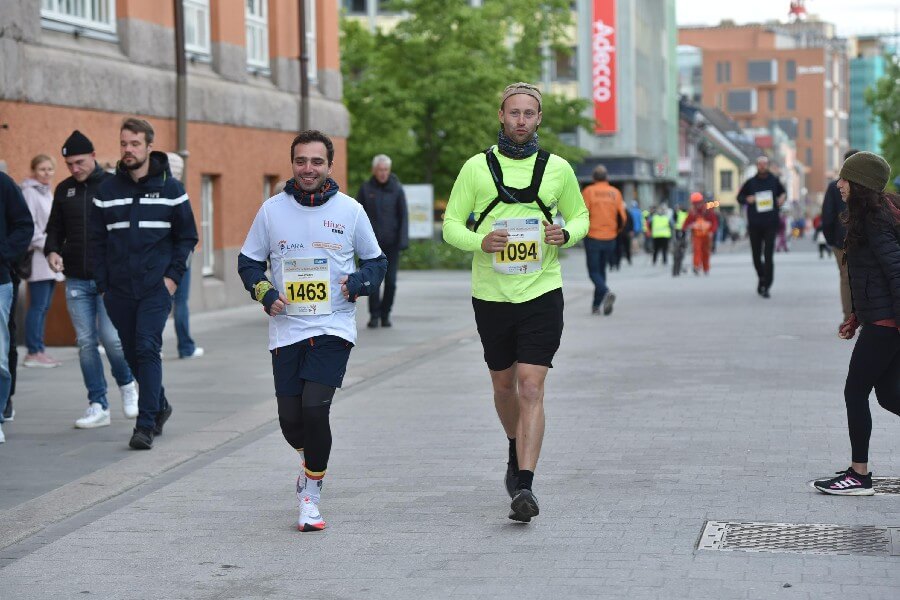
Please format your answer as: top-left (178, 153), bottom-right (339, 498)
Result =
top-left (682, 193), bottom-right (718, 275)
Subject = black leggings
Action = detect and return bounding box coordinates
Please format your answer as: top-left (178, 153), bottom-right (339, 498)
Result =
top-left (652, 238), bottom-right (669, 264)
top-left (748, 225), bottom-right (777, 288)
top-left (844, 325), bottom-right (900, 463)
top-left (277, 381), bottom-right (336, 473)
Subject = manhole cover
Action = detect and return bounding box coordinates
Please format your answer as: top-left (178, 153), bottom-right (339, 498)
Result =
top-left (698, 521), bottom-right (900, 556)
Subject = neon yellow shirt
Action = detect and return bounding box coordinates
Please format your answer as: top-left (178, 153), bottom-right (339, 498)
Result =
top-left (443, 147), bottom-right (589, 303)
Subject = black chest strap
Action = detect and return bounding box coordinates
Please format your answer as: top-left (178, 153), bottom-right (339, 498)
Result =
top-left (471, 149), bottom-right (552, 232)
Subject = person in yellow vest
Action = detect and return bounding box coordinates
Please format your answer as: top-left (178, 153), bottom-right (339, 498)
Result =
top-left (648, 204), bottom-right (674, 265)
top-left (682, 192), bottom-right (719, 275)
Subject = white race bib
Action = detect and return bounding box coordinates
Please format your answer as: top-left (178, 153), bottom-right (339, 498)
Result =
top-left (755, 190), bottom-right (774, 213)
top-left (282, 258), bottom-right (332, 316)
top-left (492, 218), bottom-right (542, 275)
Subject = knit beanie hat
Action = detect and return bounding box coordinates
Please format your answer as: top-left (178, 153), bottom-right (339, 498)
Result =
top-left (839, 151), bottom-right (891, 192)
top-left (61, 130), bottom-right (94, 157)
top-left (500, 82), bottom-right (542, 110)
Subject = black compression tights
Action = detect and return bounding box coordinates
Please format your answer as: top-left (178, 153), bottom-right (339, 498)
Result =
top-left (844, 325), bottom-right (900, 463)
top-left (277, 381), bottom-right (336, 473)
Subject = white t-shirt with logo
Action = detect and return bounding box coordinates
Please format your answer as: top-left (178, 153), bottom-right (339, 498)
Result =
top-left (240, 191), bottom-right (383, 349)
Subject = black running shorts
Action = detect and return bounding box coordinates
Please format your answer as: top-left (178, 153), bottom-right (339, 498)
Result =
top-left (271, 335), bottom-right (354, 395)
top-left (471, 288), bottom-right (564, 371)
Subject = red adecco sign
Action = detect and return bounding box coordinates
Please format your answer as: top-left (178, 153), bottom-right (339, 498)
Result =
top-left (592, 0), bottom-right (617, 134)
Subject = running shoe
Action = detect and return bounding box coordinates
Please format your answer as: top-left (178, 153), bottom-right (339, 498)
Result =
top-left (601, 292), bottom-right (616, 316)
top-left (74, 403), bottom-right (111, 429)
top-left (813, 468), bottom-right (874, 496)
top-left (297, 495), bottom-right (326, 532)
top-left (153, 403), bottom-right (173, 436)
top-left (128, 427), bottom-right (155, 450)
top-left (3, 398), bottom-right (14, 421)
top-left (505, 463), bottom-right (518, 498)
top-left (509, 488), bottom-right (540, 522)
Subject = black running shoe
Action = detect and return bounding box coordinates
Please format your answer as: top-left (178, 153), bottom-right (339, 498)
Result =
top-left (153, 403), bottom-right (173, 436)
top-left (367, 317), bottom-right (379, 329)
top-left (509, 489), bottom-right (540, 522)
top-left (813, 468), bottom-right (874, 496)
top-left (602, 292), bottom-right (616, 316)
top-left (3, 398), bottom-right (13, 421)
top-left (129, 427), bottom-right (155, 450)
top-left (505, 464), bottom-right (518, 498)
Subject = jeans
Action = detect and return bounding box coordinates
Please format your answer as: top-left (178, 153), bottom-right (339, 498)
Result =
top-left (25, 279), bottom-right (55, 354)
top-left (105, 287), bottom-right (172, 431)
top-left (584, 237), bottom-right (616, 308)
top-left (0, 282), bottom-right (14, 424)
top-left (368, 245), bottom-right (400, 319)
top-left (748, 224), bottom-right (778, 289)
top-left (66, 278), bottom-right (134, 409)
top-left (172, 263), bottom-right (196, 357)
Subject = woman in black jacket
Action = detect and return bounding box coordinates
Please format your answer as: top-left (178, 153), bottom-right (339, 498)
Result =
top-left (814, 151), bottom-right (900, 495)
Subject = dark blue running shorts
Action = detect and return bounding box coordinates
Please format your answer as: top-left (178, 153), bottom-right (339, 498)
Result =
top-left (271, 335), bottom-right (354, 395)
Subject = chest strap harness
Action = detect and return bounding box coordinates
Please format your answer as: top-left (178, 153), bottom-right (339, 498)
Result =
top-left (471, 148), bottom-right (553, 232)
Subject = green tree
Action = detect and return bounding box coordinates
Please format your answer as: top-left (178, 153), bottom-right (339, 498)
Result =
top-left (864, 53), bottom-right (900, 186)
top-left (340, 0), bottom-right (589, 199)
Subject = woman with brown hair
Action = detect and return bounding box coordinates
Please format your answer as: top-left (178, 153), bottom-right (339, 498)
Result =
top-left (814, 152), bottom-right (900, 495)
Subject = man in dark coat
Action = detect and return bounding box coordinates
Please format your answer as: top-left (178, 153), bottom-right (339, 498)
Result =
top-left (356, 155), bottom-right (408, 328)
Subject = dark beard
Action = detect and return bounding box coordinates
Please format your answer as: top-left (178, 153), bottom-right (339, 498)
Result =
top-left (124, 157), bottom-right (147, 171)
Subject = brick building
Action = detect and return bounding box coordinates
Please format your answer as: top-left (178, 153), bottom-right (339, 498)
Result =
top-left (0, 1), bottom-right (348, 343)
top-left (679, 21), bottom-right (850, 201)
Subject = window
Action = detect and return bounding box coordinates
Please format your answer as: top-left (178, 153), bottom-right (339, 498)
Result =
top-left (184, 0), bottom-right (211, 56)
top-left (747, 60), bottom-right (778, 83)
top-left (786, 59), bottom-right (796, 81)
top-left (766, 89), bottom-right (774, 111)
top-left (715, 61), bottom-right (731, 84)
top-left (41, 0), bottom-right (116, 34)
top-left (552, 47), bottom-right (577, 81)
top-left (305, 0), bottom-right (318, 83)
top-left (720, 170), bottom-right (733, 192)
top-left (805, 118), bottom-right (812, 140)
top-left (786, 89), bottom-right (796, 111)
top-left (805, 147), bottom-right (813, 167)
top-left (246, 0), bottom-right (269, 70)
top-left (200, 175), bottom-right (215, 276)
top-left (726, 89), bottom-right (757, 114)
top-left (343, 0), bottom-right (367, 12)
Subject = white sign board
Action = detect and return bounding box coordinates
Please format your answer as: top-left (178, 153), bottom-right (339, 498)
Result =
top-left (405, 184), bottom-right (434, 240)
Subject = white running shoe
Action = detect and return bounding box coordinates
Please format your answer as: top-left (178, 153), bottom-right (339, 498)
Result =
top-left (297, 495), bottom-right (325, 532)
top-left (74, 403), bottom-right (111, 429)
top-left (0, 423), bottom-right (5, 443)
top-left (120, 382), bottom-right (138, 418)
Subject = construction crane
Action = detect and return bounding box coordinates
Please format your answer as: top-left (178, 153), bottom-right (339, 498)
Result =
top-left (788, 1), bottom-right (808, 22)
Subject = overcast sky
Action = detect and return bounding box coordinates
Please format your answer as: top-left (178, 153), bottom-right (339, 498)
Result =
top-left (676, 0), bottom-right (900, 38)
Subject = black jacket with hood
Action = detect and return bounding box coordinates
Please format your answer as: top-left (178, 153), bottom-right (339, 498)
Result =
top-left (847, 213), bottom-right (900, 325)
top-left (356, 174), bottom-right (409, 250)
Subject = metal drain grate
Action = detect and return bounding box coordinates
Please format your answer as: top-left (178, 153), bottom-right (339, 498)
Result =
top-left (698, 521), bottom-right (900, 556)
top-left (874, 477), bottom-right (900, 495)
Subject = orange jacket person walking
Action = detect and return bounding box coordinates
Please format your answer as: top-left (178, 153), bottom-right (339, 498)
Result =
top-left (682, 193), bottom-right (718, 275)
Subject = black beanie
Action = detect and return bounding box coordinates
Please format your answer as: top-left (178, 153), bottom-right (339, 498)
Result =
top-left (62, 130), bottom-right (94, 157)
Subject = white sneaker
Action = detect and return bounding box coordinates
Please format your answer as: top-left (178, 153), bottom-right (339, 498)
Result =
top-left (180, 347), bottom-right (204, 359)
top-left (120, 382), bottom-right (138, 418)
top-left (0, 423), bottom-right (5, 443)
top-left (297, 495), bottom-right (325, 532)
top-left (74, 403), bottom-right (111, 429)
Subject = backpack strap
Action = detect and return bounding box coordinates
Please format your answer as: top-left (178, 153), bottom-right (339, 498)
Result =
top-left (472, 148), bottom-right (553, 232)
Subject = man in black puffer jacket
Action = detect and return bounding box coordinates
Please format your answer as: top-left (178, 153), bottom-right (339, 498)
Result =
top-left (356, 154), bottom-right (408, 328)
top-left (45, 130), bottom-right (138, 430)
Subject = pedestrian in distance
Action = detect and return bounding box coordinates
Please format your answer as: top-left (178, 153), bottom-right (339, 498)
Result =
top-left (813, 151), bottom-right (900, 496)
top-left (356, 154), bottom-right (408, 329)
top-left (581, 164), bottom-right (625, 315)
top-left (20, 154), bottom-right (64, 368)
top-left (237, 130), bottom-right (387, 532)
top-left (165, 152), bottom-right (204, 359)
top-left (46, 130), bottom-right (138, 429)
top-left (737, 156), bottom-right (786, 299)
top-left (822, 149), bottom-right (859, 321)
top-left (443, 82), bottom-right (589, 523)
top-left (648, 204), bottom-right (673, 265)
top-left (0, 171), bottom-right (35, 444)
top-left (682, 192), bottom-right (718, 275)
top-left (90, 119), bottom-right (198, 450)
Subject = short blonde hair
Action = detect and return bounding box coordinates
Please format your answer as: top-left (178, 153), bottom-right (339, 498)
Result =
top-left (31, 154), bottom-right (55, 171)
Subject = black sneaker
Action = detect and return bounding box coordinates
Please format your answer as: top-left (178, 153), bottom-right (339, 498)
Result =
top-left (129, 427), bottom-right (155, 450)
top-left (367, 317), bottom-right (379, 329)
top-left (757, 283), bottom-right (764, 296)
top-left (381, 316), bottom-right (392, 328)
top-left (602, 292), bottom-right (616, 316)
top-left (3, 398), bottom-right (13, 421)
top-left (153, 403), bottom-right (173, 436)
top-left (509, 488), bottom-right (540, 522)
top-left (505, 463), bottom-right (518, 498)
top-left (761, 287), bottom-right (771, 299)
top-left (813, 467), bottom-right (874, 496)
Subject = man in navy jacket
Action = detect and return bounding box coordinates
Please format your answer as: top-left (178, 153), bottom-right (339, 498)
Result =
top-left (90, 118), bottom-right (198, 450)
top-left (0, 172), bottom-right (34, 443)
top-left (737, 156), bottom-right (786, 298)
